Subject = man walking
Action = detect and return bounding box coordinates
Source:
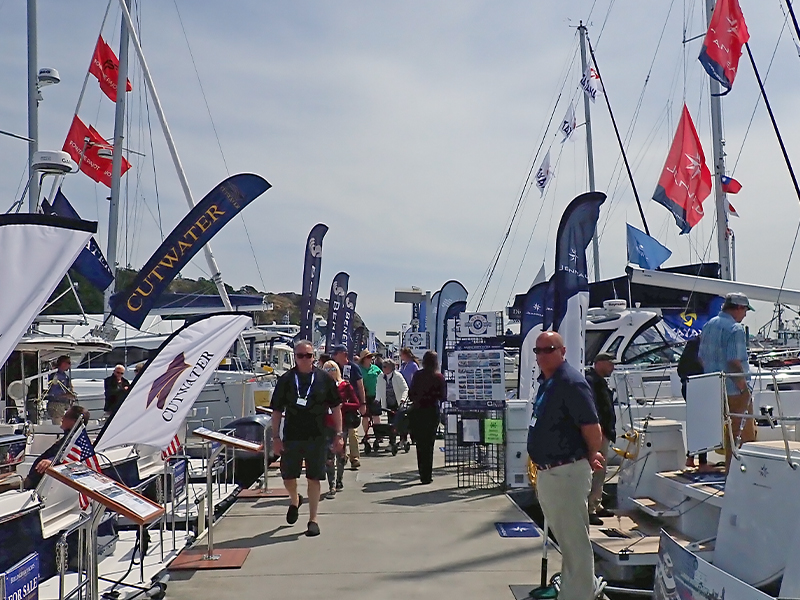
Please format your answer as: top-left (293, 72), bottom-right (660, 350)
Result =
top-left (698, 292), bottom-right (756, 471)
top-left (527, 331), bottom-right (603, 600)
top-left (272, 340), bottom-right (343, 537)
top-left (585, 352), bottom-right (617, 525)
top-left (332, 345), bottom-right (365, 468)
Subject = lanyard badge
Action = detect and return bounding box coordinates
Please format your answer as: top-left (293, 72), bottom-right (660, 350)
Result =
top-left (295, 372), bottom-right (315, 408)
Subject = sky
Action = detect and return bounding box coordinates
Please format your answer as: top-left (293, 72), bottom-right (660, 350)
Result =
top-left (2, 0), bottom-right (800, 340)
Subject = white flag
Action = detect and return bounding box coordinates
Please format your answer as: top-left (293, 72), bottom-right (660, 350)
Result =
top-left (559, 103), bottom-right (577, 142)
top-left (535, 150), bottom-right (552, 196)
top-left (580, 65), bottom-right (603, 103)
top-left (96, 314), bottom-right (252, 452)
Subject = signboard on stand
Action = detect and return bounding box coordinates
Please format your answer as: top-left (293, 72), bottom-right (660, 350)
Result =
top-left (403, 330), bottom-right (430, 355)
top-left (0, 553), bottom-right (39, 600)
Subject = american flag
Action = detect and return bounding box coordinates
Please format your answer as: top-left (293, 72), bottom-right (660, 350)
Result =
top-left (161, 434), bottom-right (182, 460)
top-left (62, 427), bottom-right (102, 510)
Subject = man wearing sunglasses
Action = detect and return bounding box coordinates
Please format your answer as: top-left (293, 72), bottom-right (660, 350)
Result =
top-left (527, 331), bottom-right (603, 600)
top-left (271, 340), bottom-right (343, 537)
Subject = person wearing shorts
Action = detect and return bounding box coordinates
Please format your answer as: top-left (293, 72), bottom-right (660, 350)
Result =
top-left (271, 340), bottom-right (343, 537)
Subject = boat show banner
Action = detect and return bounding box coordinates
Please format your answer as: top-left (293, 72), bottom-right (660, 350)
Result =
top-left (95, 313), bottom-right (252, 452)
top-left (110, 173), bottom-right (271, 329)
top-left (325, 272), bottom-right (349, 353)
top-left (0, 215), bottom-right (96, 370)
top-left (41, 190), bottom-right (114, 290)
top-left (553, 191), bottom-right (605, 370)
top-left (654, 531), bottom-right (771, 600)
top-left (298, 223), bottom-right (328, 341)
top-left (518, 279), bottom-right (550, 402)
top-left (435, 280), bottom-right (468, 360)
top-left (339, 291), bottom-right (357, 355)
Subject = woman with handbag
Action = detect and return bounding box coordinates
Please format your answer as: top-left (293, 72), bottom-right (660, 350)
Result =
top-left (321, 361), bottom-right (361, 495)
top-left (408, 351), bottom-right (447, 484)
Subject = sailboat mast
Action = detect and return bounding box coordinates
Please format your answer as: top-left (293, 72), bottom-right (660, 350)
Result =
top-left (103, 0), bottom-right (131, 324)
top-left (579, 23), bottom-right (601, 281)
top-left (704, 0), bottom-right (733, 281)
top-left (26, 0), bottom-right (39, 212)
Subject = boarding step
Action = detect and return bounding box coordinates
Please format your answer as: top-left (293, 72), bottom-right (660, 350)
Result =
top-left (629, 496), bottom-right (681, 518)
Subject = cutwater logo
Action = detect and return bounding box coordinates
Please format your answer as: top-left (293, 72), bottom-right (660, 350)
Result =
top-left (148, 354), bottom-right (190, 409)
top-left (159, 351), bottom-right (216, 422)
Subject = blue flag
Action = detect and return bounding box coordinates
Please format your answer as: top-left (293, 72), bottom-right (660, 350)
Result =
top-left (111, 173), bottom-right (270, 329)
top-left (626, 224), bottom-right (672, 270)
top-left (41, 191), bottom-right (114, 291)
top-left (520, 281), bottom-right (549, 340)
top-left (298, 224), bottom-right (328, 341)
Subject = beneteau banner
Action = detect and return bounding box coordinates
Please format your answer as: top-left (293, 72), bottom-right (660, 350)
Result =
top-left (435, 281), bottom-right (468, 359)
top-left (96, 313), bottom-right (252, 452)
top-left (298, 223), bottom-right (328, 341)
top-left (325, 272), bottom-right (349, 352)
top-left (339, 291), bottom-right (357, 356)
top-left (553, 191), bottom-right (605, 370)
top-left (111, 173), bottom-right (271, 329)
top-left (0, 215), bottom-right (96, 368)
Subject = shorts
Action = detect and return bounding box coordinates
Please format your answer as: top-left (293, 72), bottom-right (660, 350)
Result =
top-left (46, 401), bottom-right (70, 424)
top-left (279, 439), bottom-right (328, 481)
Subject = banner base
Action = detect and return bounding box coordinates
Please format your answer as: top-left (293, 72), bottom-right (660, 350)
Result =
top-left (169, 547), bottom-right (250, 570)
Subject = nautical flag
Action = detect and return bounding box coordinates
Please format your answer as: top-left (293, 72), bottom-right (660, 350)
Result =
top-left (580, 65), bottom-right (603, 103)
top-left (652, 104), bottom-right (712, 234)
top-left (298, 224), bottom-right (328, 341)
top-left (161, 434), bottom-right (182, 460)
top-left (553, 192), bottom-right (606, 370)
top-left (88, 36), bottom-right (132, 103)
top-left (325, 272), bottom-right (349, 352)
top-left (559, 103), bottom-right (577, 142)
top-left (62, 426), bottom-right (102, 510)
top-left (698, 0), bottom-right (749, 96)
top-left (535, 150), bottom-right (552, 196)
top-left (626, 224), bottom-right (672, 270)
top-left (727, 201), bottom-right (739, 217)
top-left (63, 115), bottom-right (131, 188)
top-left (41, 191), bottom-right (114, 291)
top-left (721, 175), bottom-right (742, 194)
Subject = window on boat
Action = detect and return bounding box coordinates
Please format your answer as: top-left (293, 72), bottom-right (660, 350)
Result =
top-left (585, 330), bottom-right (613, 364)
top-left (622, 324), bottom-right (680, 366)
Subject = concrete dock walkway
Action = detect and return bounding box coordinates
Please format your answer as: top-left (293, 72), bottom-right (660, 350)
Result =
top-left (167, 447), bottom-right (555, 600)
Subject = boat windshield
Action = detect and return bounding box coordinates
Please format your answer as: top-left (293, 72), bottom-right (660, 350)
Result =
top-left (585, 330), bottom-right (613, 364)
top-left (622, 323), bottom-right (681, 366)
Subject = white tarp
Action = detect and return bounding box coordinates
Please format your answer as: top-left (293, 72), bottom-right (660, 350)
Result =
top-left (685, 372), bottom-right (725, 454)
top-left (0, 215), bottom-right (95, 367)
top-left (96, 313), bottom-right (252, 452)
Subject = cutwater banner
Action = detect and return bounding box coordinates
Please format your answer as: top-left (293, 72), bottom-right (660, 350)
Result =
top-left (298, 224), bottom-right (328, 341)
top-left (325, 272), bottom-right (349, 352)
top-left (518, 280), bottom-right (550, 402)
top-left (435, 281), bottom-right (468, 359)
top-left (0, 215), bottom-right (96, 370)
top-left (41, 191), bottom-right (113, 290)
top-left (96, 313), bottom-right (252, 451)
top-left (1, 553), bottom-right (39, 600)
top-left (553, 191), bottom-right (605, 370)
top-left (339, 291), bottom-right (357, 355)
top-left (111, 174), bottom-right (271, 329)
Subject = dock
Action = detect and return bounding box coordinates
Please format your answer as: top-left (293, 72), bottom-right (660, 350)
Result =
top-left (166, 446), bottom-right (554, 600)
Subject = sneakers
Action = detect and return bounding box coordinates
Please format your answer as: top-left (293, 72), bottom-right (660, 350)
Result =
top-left (335, 480), bottom-right (344, 491)
top-left (286, 494), bottom-right (304, 525)
top-left (326, 486), bottom-right (336, 499)
top-left (350, 458), bottom-right (360, 470)
top-left (305, 521), bottom-right (320, 537)
top-left (589, 513), bottom-right (604, 526)
top-left (595, 507), bottom-right (614, 518)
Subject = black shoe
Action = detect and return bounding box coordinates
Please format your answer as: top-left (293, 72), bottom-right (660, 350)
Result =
top-left (589, 513), bottom-right (604, 526)
top-left (595, 507), bottom-right (614, 518)
top-left (335, 481), bottom-right (344, 491)
top-left (286, 494), bottom-right (303, 525)
top-left (305, 521), bottom-right (320, 537)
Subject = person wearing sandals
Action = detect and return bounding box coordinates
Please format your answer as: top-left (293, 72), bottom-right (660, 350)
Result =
top-left (321, 360), bottom-right (361, 497)
top-left (271, 340), bottom-right (343, 537)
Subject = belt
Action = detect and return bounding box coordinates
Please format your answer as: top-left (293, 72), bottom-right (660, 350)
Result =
top-left (537, 456), bottom-right (582, 471)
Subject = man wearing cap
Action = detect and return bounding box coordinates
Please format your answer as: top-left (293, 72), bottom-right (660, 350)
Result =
top-left (332, 345), bottom-right (365, 468)
top-left (586, 352), bottom-right (617, 525)
top-left (699, 292), bottom-right (756, 470)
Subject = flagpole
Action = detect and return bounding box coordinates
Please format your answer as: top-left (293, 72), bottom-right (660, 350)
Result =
top-left (704, 0), bottom-right (733, 281)
top-left (27, 0), bottom-right (39, 212)
top-left (579, 23), bottom-right (601, 282)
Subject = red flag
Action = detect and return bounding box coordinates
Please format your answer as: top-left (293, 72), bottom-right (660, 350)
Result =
top-left (727, 201), bottom-right (739, 217)
top-left (652, 104), bottom-right (712, 234)
top-left (161, 434), bottom-right (182, 460)
top-left (721, 175), bottom-right (742, 194)
top-left (88, 36), bottom-right (132, 102)
top-left (62, 114), bottom-right (131, 187)
top-left (698, 0), bottom-right (749, 95)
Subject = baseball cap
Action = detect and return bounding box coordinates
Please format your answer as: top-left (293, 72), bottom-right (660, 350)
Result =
top-left (331, 344), bottom-right (348, 355)
top-left (594, 352), bottom-right (618, 363)
top-left (724, 292), bottom-right (754, 311)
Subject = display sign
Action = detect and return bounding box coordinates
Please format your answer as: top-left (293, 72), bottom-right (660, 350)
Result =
top-left (495, 522), bottom-right (540, 538)
top-left (47, 462), bottom-right (164, 525)
top-left (402, 330), bottom-right (430, 353)
top-left (454, 349), bottom-right (505, 404)
top-left (458, 312), bottom-right (497, 338)
top-left (0, 553), bottom-right (39, 600)
top-left (172, 458), bottom-right (187, 500)
top-left (484, 419), bottom-right (504, 444)
top-left (193, 427), bottom-right (263, 453)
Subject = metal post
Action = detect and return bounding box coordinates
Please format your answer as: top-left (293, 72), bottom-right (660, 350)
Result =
top-left (262, 423), bottom-right (270, 492)
top-left (204, 444), bottom-right (224, 560)
top-left (579, 23), bottom-right (600, 281)
top-left (704, 0), bottom-right (732, 280)
top-left (730, 229), bottom-right (736, 280)
top-left (138, 524), bottom-right (145, 583)
top-left (27, 0), bottom-right (39, 213)
top-left (159, 464), bottom-right (165, 562)
top-left (103, 0), bottom-right (130, 321)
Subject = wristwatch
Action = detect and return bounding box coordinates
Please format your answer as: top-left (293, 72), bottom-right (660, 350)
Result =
top-left (335, 432), bottom-right (344, 438)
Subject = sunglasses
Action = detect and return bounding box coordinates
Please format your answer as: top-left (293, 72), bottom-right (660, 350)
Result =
top-left (295, 352), bottom-right (314, 359)
top-left (533, 345), bottom-right (561, 355)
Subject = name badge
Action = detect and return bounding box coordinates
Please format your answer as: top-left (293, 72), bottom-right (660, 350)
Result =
top-left (343, 365), bottom-right (351, 378)
top-left (529, 415), bottom-right (537, 428)
top-left (296, 397), bottom-right (308, 408)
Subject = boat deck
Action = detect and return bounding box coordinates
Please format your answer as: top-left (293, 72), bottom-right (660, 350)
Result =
top-left (166, 446), bottom-right (552, 600)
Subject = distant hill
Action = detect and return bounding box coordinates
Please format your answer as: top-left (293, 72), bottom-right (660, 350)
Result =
top-left (44, 268), bottom-right (367, 331)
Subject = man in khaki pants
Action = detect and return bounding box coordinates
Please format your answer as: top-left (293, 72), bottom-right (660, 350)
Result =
top-left (698, 292), bottom-right (757, 471)
top-left (527, 332), bottom-right (605, 600)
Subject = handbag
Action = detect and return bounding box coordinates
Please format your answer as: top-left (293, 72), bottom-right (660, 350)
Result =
top-left (344, 410), bottom-right (361, 429)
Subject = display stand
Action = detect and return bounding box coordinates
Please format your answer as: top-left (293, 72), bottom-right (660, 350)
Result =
top-left (169, 427), bottom-right (262, 570)
top-left (238, 422), bottom-right (289, 499)
top-left (46, 463), bottom-right (165, 600)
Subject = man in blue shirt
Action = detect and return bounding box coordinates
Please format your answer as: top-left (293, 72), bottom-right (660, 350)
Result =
top-left (527, 331), bottom-right (603, 600)
top-left (698, 292), bottom-right (756, 470)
